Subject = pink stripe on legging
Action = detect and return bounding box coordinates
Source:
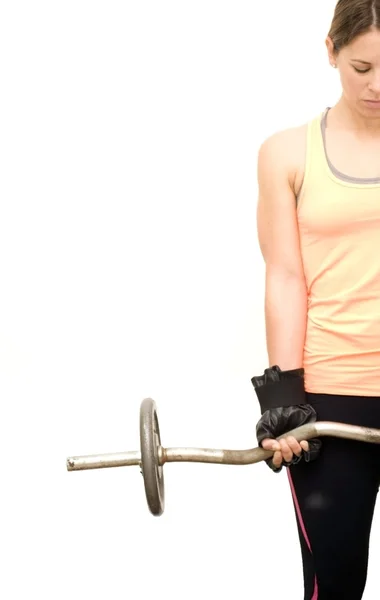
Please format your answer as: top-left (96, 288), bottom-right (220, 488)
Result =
top-left (287, 469), bottom-right (318, 599)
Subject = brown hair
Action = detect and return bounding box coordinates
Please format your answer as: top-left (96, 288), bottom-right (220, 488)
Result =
top-left (328, 0), bottom-right (380, 53)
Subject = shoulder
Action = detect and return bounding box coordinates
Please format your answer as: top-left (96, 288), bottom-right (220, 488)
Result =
top-left (257, 123), bottom-right (308, 196)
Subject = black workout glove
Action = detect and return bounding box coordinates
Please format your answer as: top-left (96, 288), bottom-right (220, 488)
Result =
top-left (251, 365), bottom-right (322, 473)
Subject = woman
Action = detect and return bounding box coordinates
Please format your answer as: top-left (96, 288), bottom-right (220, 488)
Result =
top-left (251, 1), bottom-right (380, 598)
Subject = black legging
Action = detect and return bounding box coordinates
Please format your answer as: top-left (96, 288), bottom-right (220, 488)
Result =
top-left (288, 392), bottom-right (380, 600)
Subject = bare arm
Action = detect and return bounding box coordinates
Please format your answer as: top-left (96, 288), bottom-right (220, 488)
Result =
top-left (256, 131), bottom-right (307, 370)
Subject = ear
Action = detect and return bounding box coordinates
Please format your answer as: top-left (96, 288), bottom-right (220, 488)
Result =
top-left (325, 36), bottom-right (337, 68)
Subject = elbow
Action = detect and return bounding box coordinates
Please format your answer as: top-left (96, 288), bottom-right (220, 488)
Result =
top-left (265, 265), bottom-right (306, 285)
top-left (265, 268), bottom-right (308, 305)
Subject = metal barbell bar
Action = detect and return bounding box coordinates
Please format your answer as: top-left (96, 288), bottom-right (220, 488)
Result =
top-left (66, 397), bottom-right (380, 517)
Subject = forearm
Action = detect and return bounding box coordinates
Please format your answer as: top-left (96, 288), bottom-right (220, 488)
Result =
top-left (264, 271), bottom-right (308, 369)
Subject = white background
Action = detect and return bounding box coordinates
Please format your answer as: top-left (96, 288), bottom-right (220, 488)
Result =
top-left (1, 1), bottom-right (379, 598)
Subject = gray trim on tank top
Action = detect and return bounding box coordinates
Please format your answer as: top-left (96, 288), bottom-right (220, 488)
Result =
top-left (321, 107), bottom-right (380, 183)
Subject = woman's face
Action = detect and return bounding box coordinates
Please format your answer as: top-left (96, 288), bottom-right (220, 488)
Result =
top-left (327, 28), bottom-right (380, 115)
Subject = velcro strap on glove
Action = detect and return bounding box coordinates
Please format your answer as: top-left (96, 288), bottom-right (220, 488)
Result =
top-left (251, 365), bottom-right (306, 414)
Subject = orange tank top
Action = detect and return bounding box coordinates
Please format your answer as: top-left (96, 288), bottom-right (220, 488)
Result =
top-left (297, 107), bottom-right (380, 396)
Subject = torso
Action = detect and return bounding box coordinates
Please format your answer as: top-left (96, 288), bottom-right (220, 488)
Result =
top-left (286, 114), bottom-right (380, 198)
top-left (290, 110), bottom-right (380, 397)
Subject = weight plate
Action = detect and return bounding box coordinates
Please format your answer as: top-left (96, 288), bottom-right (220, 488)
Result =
top-left (140, 398), bottom-right (165, 516)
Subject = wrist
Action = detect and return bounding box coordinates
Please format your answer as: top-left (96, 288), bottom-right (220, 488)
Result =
top-left (251, 365), bottom-right (306, 414)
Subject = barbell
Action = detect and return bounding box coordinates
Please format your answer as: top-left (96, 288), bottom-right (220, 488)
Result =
top-left (66, 397), bottom-right (380, 516)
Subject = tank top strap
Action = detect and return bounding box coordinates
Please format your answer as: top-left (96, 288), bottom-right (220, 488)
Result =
top-left (297, 109), bottom-right (327, 207)
top-left (305, 109), bottom-right (328, 184)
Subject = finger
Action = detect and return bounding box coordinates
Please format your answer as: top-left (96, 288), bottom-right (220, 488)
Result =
top-left (261, 438), bottom-right (281, 452)
top-left (286, 436), bottom-right (303, 457)
top-left (300, 440), bottom-right (310, 452)
top-left (272, 449), bottom-right (283, 469)
top-left (279, 438), bottom-right (293, 463)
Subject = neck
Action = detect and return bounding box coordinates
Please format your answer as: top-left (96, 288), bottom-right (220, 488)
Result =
top-left (330, 96), bottom-right (380, 138)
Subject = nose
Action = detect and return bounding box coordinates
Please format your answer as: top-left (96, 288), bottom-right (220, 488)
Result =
top-left (368, 70), bottom-right (380, 94)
